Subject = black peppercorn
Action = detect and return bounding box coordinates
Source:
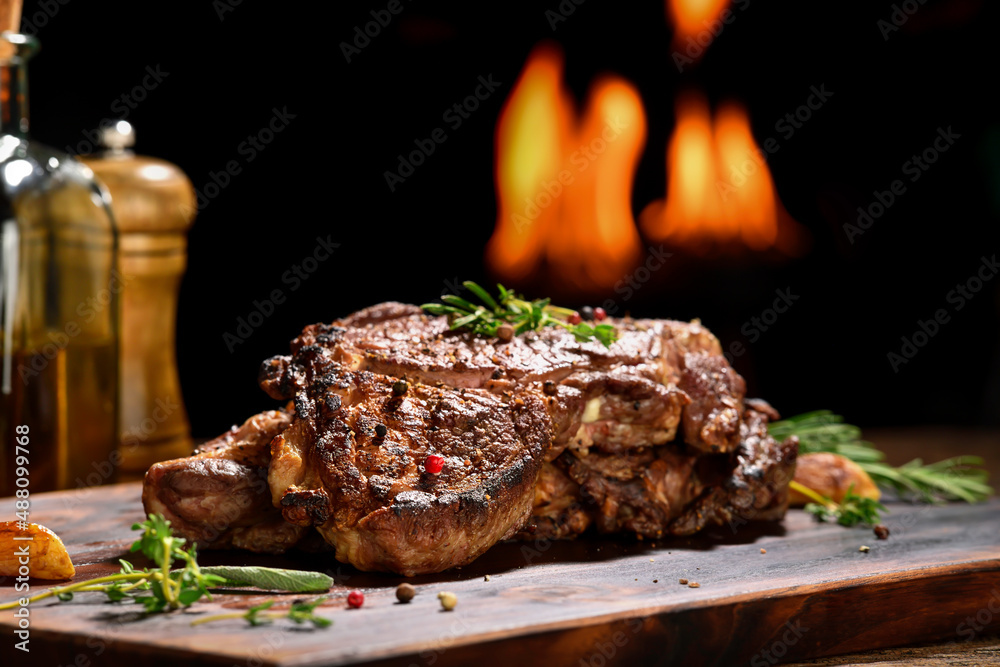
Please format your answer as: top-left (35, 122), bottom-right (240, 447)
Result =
top-left (375, 424), bottom-right (388, 438)
top-left (392, 380), bottom-right (409, 396)
top-left (580, 306), bottom-right (595, 321)
top-left (396, 583), bottom-right (416, 603)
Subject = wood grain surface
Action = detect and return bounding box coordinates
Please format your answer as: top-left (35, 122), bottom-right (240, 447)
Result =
top-left (1, 483), bottom-right (998, 667)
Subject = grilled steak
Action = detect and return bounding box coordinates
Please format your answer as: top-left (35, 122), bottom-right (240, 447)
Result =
top-left (143, 302), bottom-right (797, 574)
top-left (142, 410), bottom-right (307, 552)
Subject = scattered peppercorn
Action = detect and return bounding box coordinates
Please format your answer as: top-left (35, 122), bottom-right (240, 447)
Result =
top-left (679, 578), bottom-right (688, 585)
top-left (653, 579), bottom-right (658, 583)
top-left (580, 306), bottom-right (595, 321)
top-left (496, 323), bottom-right (515, 342)
top-left (392, 380), bottom-right (409, 396)
top-left (874, 524), bottom-right (890, 540)
top-left (859, 545), bottom-right (871, 553)
top-left (760, 548), bottom-right (767, 554)
top-left (543, 381), bottom-right (557, 396)
top-left (594, 307), bottom-right (607, 321)
top-left (568, 312), bottom-right (582, 325)
top-left (424, 455), bottom-right (444, 474)
top-left (396, 583), bottom-right (416, 603)
top-left (375, 424), bottom-right (388, 438)
top-left (438, 591), bottom-right (457, 611)
top-left (347, 590), bottom-right (364, 608)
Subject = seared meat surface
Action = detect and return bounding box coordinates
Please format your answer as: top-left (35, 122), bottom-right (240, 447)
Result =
top-left (143, 302), bottom-right (797, 574)
top-left (142, 410), bottom-right (307, 552)
top-left (269, 368), bottom-right (550, 575)
top-left (524, 403), bottom-right (797, 541)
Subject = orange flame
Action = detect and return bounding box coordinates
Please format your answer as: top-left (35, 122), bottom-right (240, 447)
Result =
top-left (668, 0), bottom-right (731, 42)
top-left (640, 92), bottom-right (803, 255)
top-left (486, 46), bottom-right (645, 292)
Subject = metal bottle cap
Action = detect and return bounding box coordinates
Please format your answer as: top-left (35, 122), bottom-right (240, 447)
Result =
top-left (99, 120), bottom-right (136, 152)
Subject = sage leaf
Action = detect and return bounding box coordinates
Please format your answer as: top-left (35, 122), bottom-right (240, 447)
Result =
top-left (196, 566), bottom-right (333, 593)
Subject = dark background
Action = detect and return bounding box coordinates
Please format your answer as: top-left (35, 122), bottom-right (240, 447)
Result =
top-left (21, 0), bottom-right (1000, 436)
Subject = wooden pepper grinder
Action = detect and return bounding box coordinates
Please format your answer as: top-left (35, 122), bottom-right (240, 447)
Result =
top-left (81, 121), bottom-right (195, 477)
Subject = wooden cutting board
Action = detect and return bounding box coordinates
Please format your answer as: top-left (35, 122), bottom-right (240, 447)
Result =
top-left (1, 483), bottom-right (998, 666)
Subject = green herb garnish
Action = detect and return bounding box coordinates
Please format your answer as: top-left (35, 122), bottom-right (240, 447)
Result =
top-left (194, 565), bottom-right (333, 593)
top-left (0, 514), bottom-right (333, 626)
top-left (190, 596), bottom-right (332, 628)
top-left (421, 281), bottom-right (617, 347)
top-left (771, 411), bottom-right (993, 503)
top-left (791, 482), bottom-right (887, 527)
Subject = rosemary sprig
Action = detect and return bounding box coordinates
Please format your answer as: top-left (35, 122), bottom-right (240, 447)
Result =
top-left (421, 281), bottom-right (617, 347)
top-left (791, 481), bottom-right (887, 527)
top-left (771, 411), bottom-right (993, 503)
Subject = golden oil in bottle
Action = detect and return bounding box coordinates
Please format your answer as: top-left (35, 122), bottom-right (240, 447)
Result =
top-left (0, 33), bottom-right (119, 496)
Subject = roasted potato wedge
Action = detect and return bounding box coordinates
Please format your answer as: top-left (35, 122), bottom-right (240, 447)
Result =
top-left (789, 452), bottom-right (881, 506)
top-left (0, 521), bottom-right (76, 580)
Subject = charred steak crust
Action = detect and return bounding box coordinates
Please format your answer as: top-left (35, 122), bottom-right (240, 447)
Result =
top-left (141, 410), bottom-right (307, 552)
top-left (523, 402), bottom-right (797, 541)
top-left (143, 302), bottom-right (797, 574)
top-left (267, 359), bottom-right (552, 575)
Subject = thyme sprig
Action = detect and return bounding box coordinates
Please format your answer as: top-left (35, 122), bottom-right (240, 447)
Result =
top-left (421, 281), bottom-right (617, 347)
top-left (190, 596), bottom-right (332, 628)
top-left (770, 411), bottom-right (993, 503)
top-left (0, 514), bottom-right (333, 622)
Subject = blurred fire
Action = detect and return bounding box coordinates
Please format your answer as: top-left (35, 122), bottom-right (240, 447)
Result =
top-left (485, 45), bottom-right (645, 292)
top-left (640, 92), bottom-right (805, 255)
top-left (668, 0), bottom-right (731, 44)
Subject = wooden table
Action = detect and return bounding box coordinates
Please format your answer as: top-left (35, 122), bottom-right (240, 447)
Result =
top-left (788, 427), bottom-right (1000, 666)
top-left (1, 478), bottom-right (998, 666)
